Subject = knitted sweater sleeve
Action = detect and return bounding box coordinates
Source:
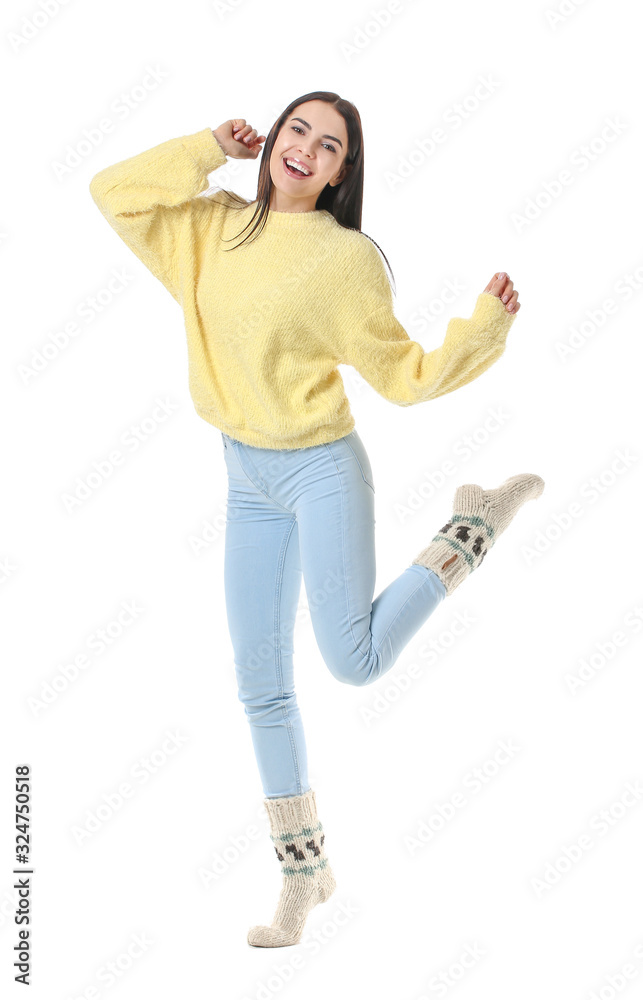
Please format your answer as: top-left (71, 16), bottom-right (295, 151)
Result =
top-left (335, 239), bottom-right (518, 406)
top-left (88, 127), bottom-right (228, 302)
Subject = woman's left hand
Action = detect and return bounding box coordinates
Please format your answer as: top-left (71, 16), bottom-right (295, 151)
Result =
top-left (483, 273), bottom-right (520, 314)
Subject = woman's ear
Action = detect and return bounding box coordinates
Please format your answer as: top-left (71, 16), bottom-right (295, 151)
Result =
top-left (330, 162), bottom-right (352, 187)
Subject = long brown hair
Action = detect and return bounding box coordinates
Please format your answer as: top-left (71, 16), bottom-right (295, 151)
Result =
top-left (215, 90), bottom-right (396, 292)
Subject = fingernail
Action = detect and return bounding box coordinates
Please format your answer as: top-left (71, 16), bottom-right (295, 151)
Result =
top-left (498, 272), bottom-right (506, 279)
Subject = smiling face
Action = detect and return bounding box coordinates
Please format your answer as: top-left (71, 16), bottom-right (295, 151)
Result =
top-left (268, 99), bottom-right (350, 213)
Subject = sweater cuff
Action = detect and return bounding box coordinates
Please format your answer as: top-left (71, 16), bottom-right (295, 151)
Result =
top-left (471, 291), bottom-right (518, 337)
top-left (180, 126), bottom-right (228, 175)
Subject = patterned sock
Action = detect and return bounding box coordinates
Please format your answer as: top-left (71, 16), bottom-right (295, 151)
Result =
top-left (247, 788), bottom-right (336, 948)
top-left (412, 472), bottom-right (545, 596)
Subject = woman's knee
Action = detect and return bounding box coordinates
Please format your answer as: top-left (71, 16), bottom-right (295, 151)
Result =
top-left (324, 650), bottom-right (375, 687)
top-left (236, 685), bottom-right (298, 722)
top-left (234, 661), bottom-right (297, 712)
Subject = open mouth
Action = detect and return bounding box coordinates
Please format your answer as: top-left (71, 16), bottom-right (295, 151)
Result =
top-left (282, 157), bottom-right (312, 179)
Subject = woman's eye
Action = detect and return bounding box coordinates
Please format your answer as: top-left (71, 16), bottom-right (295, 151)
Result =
top-left (290, 125), bottom-right (336, 153)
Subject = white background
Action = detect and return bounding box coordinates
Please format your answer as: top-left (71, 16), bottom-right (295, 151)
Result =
top-left (3, 0), bottom-right (643, 996)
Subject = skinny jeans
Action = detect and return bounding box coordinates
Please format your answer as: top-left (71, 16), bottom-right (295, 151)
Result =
top-left (221, 428), bottom-right (447, 798)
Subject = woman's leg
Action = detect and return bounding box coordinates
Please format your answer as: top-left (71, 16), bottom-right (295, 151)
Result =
top-left (221, 433), bottom-right (337, 949)
top-left (223, 428), bottom-right (448, 688)
top-left (293, 430), bottom-right (448, 686)
top-left (221, 434), bottom-right (308, 798)
top-left (290, 432), bottom-right (543, 685)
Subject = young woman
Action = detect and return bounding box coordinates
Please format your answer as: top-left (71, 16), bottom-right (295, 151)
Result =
top-left (89, 90), bottom-right (545, 949)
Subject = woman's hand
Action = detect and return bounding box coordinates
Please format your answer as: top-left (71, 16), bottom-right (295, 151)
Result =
top-left (212, 119), bottom-right (266, 160)
top-left (483, 273), bottom-right (520, 314)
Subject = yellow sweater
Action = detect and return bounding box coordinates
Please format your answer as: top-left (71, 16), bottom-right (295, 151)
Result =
top-left (89, 127), bottom-right (517, 450)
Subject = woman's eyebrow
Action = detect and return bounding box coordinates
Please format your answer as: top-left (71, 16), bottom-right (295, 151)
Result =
top-left (289, 117), bottom-right (343, 148)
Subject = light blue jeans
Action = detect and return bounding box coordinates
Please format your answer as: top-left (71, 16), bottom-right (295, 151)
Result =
top-left (221, 428), bottom-right (447, 798)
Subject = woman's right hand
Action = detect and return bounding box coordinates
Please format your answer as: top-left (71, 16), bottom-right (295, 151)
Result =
top-left (483, 273), bottom-right (520, 314)
top-left (212, 119), bottom-right (266, 160)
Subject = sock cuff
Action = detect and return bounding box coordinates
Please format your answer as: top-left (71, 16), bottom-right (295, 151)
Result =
top-left (264, 788), bottom-right (318, 835)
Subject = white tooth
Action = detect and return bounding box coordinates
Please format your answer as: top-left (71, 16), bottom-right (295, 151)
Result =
top-left (286, 159), bottom-right (309, 175)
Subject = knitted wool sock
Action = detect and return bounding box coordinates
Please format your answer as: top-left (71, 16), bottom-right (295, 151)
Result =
top-left (412, 473), bottom-right (545, 596)
top-left (247, 788), bottom-right (336, 948)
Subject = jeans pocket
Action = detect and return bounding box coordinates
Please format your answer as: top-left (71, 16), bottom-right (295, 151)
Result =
top-left (344, 431), bottom-right (375, 492)
top-left (230, 440), bottom-right (269, 494)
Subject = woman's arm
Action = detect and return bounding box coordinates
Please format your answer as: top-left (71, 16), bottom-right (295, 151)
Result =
top-left (331, 237), bottom-right (519, 405)
top-left (340, 290), bottom-right (517, 406)
top-left (88, 127), bottom-right (228, 301)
